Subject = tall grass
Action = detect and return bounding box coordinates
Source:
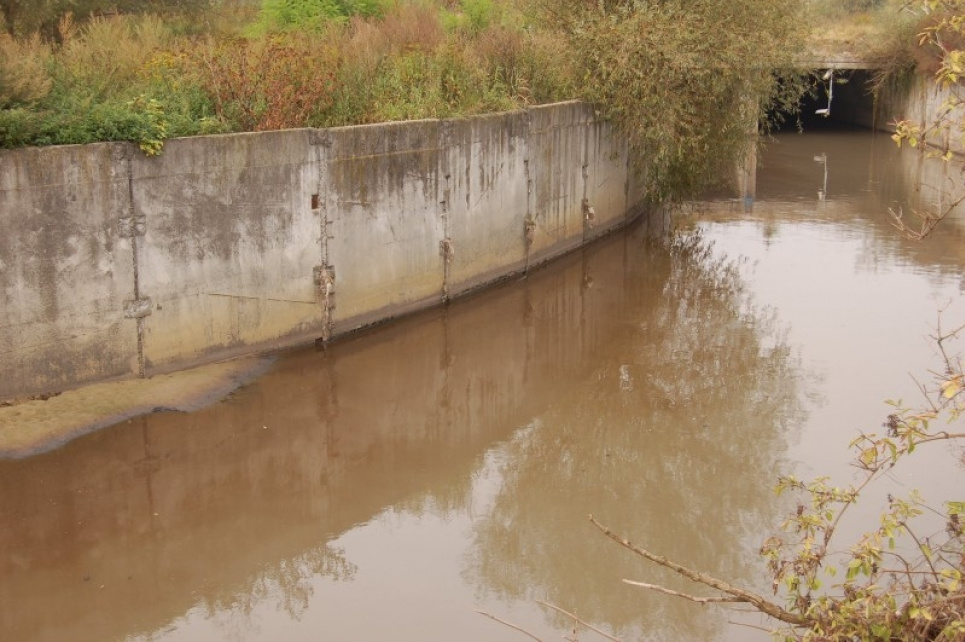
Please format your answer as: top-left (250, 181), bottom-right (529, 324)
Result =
top-left (194, 31), bottom-right (340, 130)
top-left (807, 0), bottom-right (917, 58)
top-left (0, 34), bottom-right (52, 108)
top-left (251, 0), bottom-right (395, 33)
top-left (0, 13), bottom-right (218, 151)
top-left (56, 14), bottom-right (172, 101)
top-left (315, 2), bottom-right (575, 126)
top-left (0, 0), bottom-right (579, 152)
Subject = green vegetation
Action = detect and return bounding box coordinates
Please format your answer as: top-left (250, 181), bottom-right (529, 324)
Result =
top-left (0, 0), bottom-right (810, 200)
top-left (0, 0), bottom-right (948, 199)
top-left (539, 0), bottom-right (808, 200)
top-left (252, 0), bottom-right (392, 32)
top-left (0, 1), bottom-right (576, 157)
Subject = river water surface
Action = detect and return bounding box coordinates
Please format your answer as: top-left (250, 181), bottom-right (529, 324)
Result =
top-left (2, 128), bottom-right (965, 641)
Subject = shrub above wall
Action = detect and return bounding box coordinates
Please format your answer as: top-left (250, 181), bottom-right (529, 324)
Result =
top-left (0, 1), bottom-right (578, 153)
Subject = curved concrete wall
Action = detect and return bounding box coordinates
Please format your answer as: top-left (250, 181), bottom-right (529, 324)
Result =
top-left (0, 102), bottom-right (651, 401)
top-left (869, 73), bottom-right (965, 156)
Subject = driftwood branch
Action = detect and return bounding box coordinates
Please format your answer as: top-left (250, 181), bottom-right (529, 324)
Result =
top-left (622, 579), bottom-right (743, 604)
top-left (475, 609), bottom-right (543, 641)
top-left (536, 600), bottom-right (622, 642)
top-left (589, 515), bottom-right (808, 627)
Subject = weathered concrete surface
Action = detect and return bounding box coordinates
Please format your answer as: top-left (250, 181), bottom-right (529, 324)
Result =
top-left (132, 130), bottom-right (324, 374)
top-left (0, 143), bottom-right (139, 400)
top-left (902, 76), bottom-right (965, 156)
top-left (584, 116), bottom-right (632, 238)
top-left (873, 74), bottom-right (965, 156)
top-left (527, 103), bottom-right (589, 266)
top-left (321, 120), bottom-right (447, 334)
top-left (0, 102), bottom-right (648, 402)
top-left (444, 111), bottom-right (529, 298)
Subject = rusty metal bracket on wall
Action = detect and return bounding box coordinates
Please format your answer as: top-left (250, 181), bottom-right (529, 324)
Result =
top-left (440, 238), bottom-right (454, 301)
top-left (314, 264), bottom-right (336, 305)
top-left (582, 198), bottom-right (596, 229)
top-left (119, 215), bottom-right (150, 318)
top-left (118, 215), bottom-right (147, 238)
top-left (123, 297), bottom-right (153, 319)
top-left (440, 238), bottom-right (454, 264)
top-left (314, 264), bottom-right (337, 342)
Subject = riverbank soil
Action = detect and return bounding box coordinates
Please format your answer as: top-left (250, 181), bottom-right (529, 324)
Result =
top-left (0, 357), bottom-right (272, 458)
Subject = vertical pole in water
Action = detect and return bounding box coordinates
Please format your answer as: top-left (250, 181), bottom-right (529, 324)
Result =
top-left (737, 80), bottom-right (758, 214)
top-left (739, 138), bottom-right (757, 214)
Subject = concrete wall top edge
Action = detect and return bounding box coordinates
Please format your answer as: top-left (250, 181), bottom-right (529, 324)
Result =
top-left (325, 119), bottom-right (443, 160)
top-left (322, 118), bottom-right (442, 135)
top-left (0, 127), bottom-right (319, 163)
top-left (0, 142), bottom-right (130, 192)
top-left (132, 128), bottom-right (314, 179)
top-left (528, 101), bottom-right (595, 131)
top-left (0, 103), bottom-right (598, 166)
top-left (0, 139), bottom-right (132, 161)
top-left (526, 99), bottom-right (585, 111)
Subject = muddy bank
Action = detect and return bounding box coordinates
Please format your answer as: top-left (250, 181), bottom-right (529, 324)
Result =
top-left (0, 357), bottom-right (273, 458)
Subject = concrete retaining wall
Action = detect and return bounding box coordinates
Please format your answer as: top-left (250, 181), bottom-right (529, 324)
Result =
top-left (0, 144), bottom-right (139, 398)
top-left (874, 74), bottom-right (965, 156)
top-left (0, 102), bottom-right (648, 401)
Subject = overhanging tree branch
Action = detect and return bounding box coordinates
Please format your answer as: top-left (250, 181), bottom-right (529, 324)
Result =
top-left (588, 515), bottom-right (809, 627)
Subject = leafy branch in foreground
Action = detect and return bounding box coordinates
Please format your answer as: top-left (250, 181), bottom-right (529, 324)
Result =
top-left (592, 318), bottom-right (965, 640)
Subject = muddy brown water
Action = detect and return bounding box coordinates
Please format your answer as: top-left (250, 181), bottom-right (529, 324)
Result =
top-left (2, 129), bottom-right (965, 641)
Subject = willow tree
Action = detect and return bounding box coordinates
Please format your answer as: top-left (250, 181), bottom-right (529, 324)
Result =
top-left (534, 0), bottom-right (809, 201)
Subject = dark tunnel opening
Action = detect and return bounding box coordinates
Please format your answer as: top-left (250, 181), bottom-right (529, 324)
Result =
top-left (773, 69), bottom-right (881, 132)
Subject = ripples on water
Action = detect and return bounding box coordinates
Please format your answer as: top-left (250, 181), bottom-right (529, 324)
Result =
top-left (2, 130), bottom-right (964, 642)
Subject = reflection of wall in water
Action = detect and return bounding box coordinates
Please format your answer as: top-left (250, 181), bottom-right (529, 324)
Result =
top-left (0, 227), bottom-right (655, 642)
top-left (706, 130), bottom-right (965, 282)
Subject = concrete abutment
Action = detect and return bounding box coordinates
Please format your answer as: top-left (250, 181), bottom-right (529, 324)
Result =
top-left (0, 101), bottom-right (652, 402)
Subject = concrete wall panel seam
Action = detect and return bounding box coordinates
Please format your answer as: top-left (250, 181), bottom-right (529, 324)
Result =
top-left (0, 103), bottom-right (646, 402)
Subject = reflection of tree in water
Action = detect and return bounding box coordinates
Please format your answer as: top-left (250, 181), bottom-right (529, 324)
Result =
top-left (201, 544), bottom-right (356, 624)
top-left (467, 231), bottom-right (807, 641)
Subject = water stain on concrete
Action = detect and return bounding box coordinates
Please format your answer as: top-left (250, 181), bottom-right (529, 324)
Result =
top-left (0, 356), bottom-right (273, 459)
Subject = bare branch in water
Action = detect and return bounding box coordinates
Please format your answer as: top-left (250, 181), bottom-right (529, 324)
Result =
top-left (475, 609), bottom-right (544, 641)
top-left (622, 580), bottom-right (743, 604)
top-left (889, 190), bottom-right (965, 241)
top-left (588, 515), bottom-right (808, 627)
top-left (536, 600), bottom-right (622, 642)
